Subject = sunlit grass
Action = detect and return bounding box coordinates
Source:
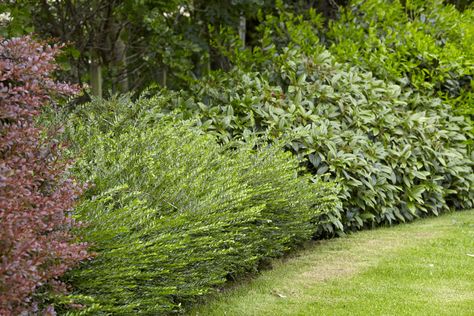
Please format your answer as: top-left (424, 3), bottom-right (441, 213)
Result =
top-left (190, 210), bottom-right (474, 316)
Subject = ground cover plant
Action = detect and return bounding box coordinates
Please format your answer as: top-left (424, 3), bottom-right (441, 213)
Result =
top-left (0, 36), bottom-right (89, 315)
top-left (191, 209), bottom-right (474, 316)
top-left (57, 96), bottom-right (340, 314)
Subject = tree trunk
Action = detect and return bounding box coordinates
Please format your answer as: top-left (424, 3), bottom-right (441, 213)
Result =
top-left (239, 13), bottom-right (246, 48)
top-left (157, 67), bottom-right (167, 88)
top-left (89, 49), bottom-right (102, 98)
top-left (114, 35), bottom-right (129, 93)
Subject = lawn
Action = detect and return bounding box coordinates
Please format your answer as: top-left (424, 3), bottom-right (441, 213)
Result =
top-left (190, 210), bottom-right (474, 316)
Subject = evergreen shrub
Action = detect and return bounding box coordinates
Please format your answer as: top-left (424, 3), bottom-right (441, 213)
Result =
top-left (165, 44), bottom-right (474, 232)
top-left (61, 97), bottom-right (339, 314)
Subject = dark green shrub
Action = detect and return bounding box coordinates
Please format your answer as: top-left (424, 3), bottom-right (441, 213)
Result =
top-left (211, 0), bottom-right (473, 120)
top-left (61, 98), bottom-right (339, 314)
top-left (163, 44), bottom-right (474, 231)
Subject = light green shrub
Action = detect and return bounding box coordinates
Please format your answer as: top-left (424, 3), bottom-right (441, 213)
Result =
top-left (61, 98), bottom-right (339, 314)
top-left (327, 0), bottom-right (474, 118)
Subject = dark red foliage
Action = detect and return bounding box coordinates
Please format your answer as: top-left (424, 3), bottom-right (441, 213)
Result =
top-left (0, 36), bottom-right (89, 315)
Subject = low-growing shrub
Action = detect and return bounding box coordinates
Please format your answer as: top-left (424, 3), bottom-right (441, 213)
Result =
top-left (61, 98), bottom-right (339, 314)
top-left (0, 36), bottom-right (88, 315)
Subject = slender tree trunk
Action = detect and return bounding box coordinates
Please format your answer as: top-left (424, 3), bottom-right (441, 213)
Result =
top-left (239, 13), bottom-right (246, 48)
top-left (114, 35), bottom-right (129, 92)
top-left (89, 49), bottom-right (102, 98)
top-left (157, 67), bottom-right (167, 88)
top-left (192, 0), bottom-right (211, 76)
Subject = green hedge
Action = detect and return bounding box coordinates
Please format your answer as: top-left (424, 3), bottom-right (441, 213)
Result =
top-left (59, 98), bottom-right (339, 314)
top-left (151, 2), bottom-right (474, 232)
top-left (162, 43), bottom-right (474, 231)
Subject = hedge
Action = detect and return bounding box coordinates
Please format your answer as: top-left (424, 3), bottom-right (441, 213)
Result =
top-left (56, 98), bottom-right (339, 314)
top-left (162, 45), bottom-right (474, 232)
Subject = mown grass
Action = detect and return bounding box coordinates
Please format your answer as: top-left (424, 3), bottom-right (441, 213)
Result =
top-left (190, 210), bottom-right (474, 316)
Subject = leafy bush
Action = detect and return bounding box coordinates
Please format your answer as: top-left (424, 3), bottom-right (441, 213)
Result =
top-left (0, 36), bottom-right (88, 315)
top-left (60, 97), bottom-right (339, 314)
top-left (327, 0), bottom-right (474, 118)
top-left (163, 41), bottom-right (474, 231)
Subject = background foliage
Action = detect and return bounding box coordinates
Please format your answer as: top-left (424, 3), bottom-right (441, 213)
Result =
top-left (161, 14), bottom-right (474, 231)
top-left (327, 0), bottom-right (474, 119)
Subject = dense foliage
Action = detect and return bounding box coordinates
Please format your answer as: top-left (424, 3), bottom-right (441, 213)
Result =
top-left (58, 97), bottom-right (340, 314)
top-left (0, 0), bottom-right (352, 96)
top-left (2, 0), bottom-right (474, 314)
top-left (0, 36), bottom-right (88, 315)
top-left (328, 0), bottom-right (474, 118)
top-left (163, 20), bottom-right (474, 231)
